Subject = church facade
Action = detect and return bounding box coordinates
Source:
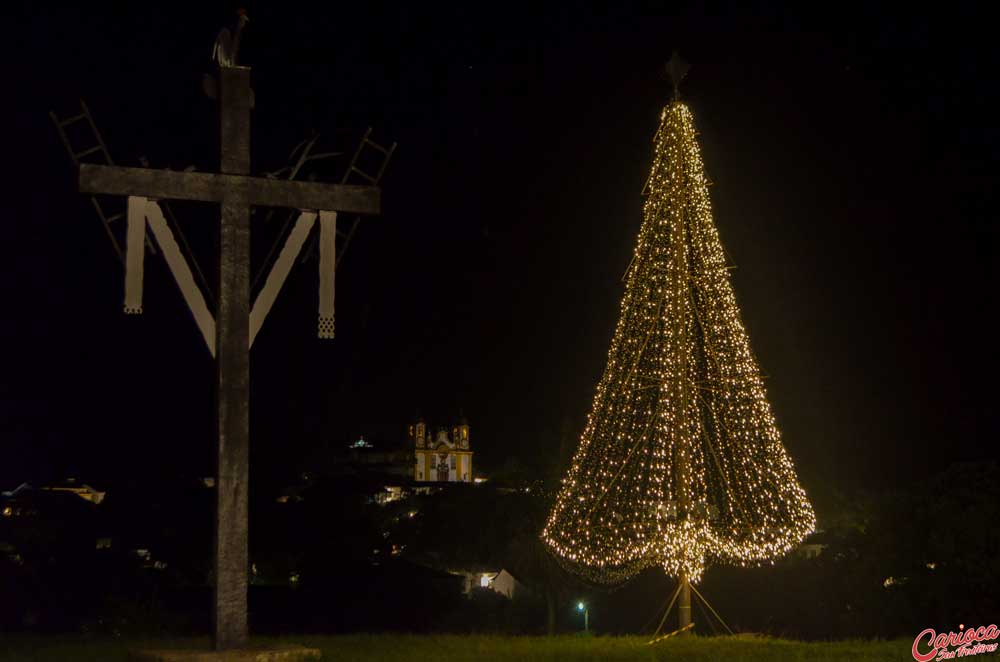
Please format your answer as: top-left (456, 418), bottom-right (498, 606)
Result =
top-left (410, 417), bottom-right (473, 482)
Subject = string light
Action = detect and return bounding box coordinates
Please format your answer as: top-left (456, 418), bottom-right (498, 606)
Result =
top-left (543, 101), bottom-right (815, 585)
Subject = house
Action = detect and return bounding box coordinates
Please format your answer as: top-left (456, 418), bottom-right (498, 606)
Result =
top-left (41, 479), bottom-right (106, 505)
top-left (454, 568), bottom-right (527, 600)
top-left (796, 529), bottom-right (830, 559)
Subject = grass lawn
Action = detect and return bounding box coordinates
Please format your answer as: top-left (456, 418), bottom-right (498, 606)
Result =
top-left (0, 634), bottom-right (914, 661)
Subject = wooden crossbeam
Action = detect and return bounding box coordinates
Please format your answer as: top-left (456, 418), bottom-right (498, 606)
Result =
top-left (80, 164), bottom-right (380, 215)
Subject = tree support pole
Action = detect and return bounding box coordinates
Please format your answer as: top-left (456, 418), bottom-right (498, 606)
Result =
top-left (678, 571), bottom-right (692, 632)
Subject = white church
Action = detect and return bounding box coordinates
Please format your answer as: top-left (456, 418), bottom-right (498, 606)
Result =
top-left (409, 417), bottom-right (473, 483)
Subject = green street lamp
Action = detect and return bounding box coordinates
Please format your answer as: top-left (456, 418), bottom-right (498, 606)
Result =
top-left (577, 601), bottom-right (589, 633)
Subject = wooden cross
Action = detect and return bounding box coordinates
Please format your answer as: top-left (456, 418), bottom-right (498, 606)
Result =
top-left (78, 67), bottom-right (380, 650)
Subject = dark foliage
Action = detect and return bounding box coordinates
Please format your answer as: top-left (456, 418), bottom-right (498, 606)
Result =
top-left (1, 463), bottom-right (995, 636)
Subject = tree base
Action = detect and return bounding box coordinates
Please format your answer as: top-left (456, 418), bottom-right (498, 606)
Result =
top-left (648, 574), bottom-right (733, 644)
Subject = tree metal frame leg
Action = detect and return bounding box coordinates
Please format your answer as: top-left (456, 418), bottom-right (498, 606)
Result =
top-left (648, 580), bottom-right (683, 643)
top-left (647, 576), bottom-right (733, 645)
top-left (689, 581), bottom-right (734, 635)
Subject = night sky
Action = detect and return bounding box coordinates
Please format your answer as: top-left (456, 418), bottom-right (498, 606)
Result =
top-left (3, 4), bottom-right (996, 515)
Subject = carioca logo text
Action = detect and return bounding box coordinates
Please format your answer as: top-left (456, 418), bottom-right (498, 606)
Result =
top-left (912, 624), bottom-right (999, 661)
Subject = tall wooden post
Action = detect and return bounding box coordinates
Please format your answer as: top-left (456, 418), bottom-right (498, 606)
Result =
top-left (214, 65), bottom-right (252, 650)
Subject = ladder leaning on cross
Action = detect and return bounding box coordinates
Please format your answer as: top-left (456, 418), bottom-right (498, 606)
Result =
top-left (74, 64), bottom-right (384, 650)
top-left (79, 124), bottom-right (382, 349)
top-left (50, 100), bottom-right (395, 345)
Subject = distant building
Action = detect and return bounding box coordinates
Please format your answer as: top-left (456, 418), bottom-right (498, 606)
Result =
top-left (410, 416), bottom-right (473, 483)
top-left (41, 481), bottom-right (106, 505)
top-left (796, 529), bottom-right (830, 559)
top-left (1, 482), bottom-right (111, 554)
top-left (454, 568), bottom-right (527, 599)
top-left (344, 437), bottom-right (414, 479)
top-left (3, 480), bottom-right (107, 506)
top-left (299, 437), bottom-right (414, 489)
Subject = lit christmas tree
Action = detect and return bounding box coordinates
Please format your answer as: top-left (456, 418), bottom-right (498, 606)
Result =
top-left (543, 62), bottom-right (815, 617)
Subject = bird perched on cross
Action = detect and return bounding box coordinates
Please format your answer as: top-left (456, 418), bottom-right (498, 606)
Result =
top-left (203, 9), bottom-right (253, 105)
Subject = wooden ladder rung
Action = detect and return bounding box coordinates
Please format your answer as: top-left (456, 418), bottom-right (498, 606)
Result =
top-left (363, 139), bottom-right (390, 154)
top-left (375, 144), bottom-right (397, 180)
top-left (74, 145), bottom-right (103, 159)
top-left (58, 113), bottom-right (88, 127)
top-left (350, 167), bottom-right (377, 183)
